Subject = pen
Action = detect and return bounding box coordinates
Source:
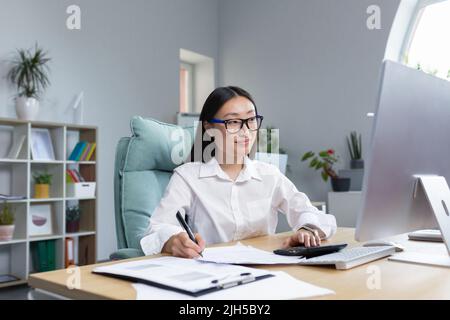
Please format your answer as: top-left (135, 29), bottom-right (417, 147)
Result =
top-left (175, 211), bottom-right (203, 257)
top-left (211, 273), bottom-right (255, 289)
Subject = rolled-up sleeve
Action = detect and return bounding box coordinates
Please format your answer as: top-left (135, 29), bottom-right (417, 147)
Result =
top-left (140, 170), bottom-right (192, 255)
top-left (274, 172), bottom-right (337, 239)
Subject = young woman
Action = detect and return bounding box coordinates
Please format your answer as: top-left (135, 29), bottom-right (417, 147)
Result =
top-left (140, 86), bottom-right (337, 258)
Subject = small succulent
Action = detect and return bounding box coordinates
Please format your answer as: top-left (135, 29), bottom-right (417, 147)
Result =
top-left (347, 131), bottom-right (362, 160)
top-left (33, 172), bottom-right (53, 185)
top-left (0, 202), bottom-right (15, 225)
top-left (66, 206), bottom-right (81, 222)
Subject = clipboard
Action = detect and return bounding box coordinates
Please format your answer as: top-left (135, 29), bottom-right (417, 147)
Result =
top-left (92, 257), bottom-right (274, 297)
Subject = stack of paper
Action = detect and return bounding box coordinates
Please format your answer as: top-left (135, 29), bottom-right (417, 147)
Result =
top-left (133, 271), bottom-right (334, 300)
top-left (93, 256), bottom-right (272, 296)
top-left (93, 246), bottom-right (335, 300)
top-left (0, 194), bottom-right (26, 201)
top-left (199, 243), bottom-right (302, 265)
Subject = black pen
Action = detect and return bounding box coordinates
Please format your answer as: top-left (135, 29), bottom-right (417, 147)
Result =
top-left (175, 211), bottom-right (203, 257)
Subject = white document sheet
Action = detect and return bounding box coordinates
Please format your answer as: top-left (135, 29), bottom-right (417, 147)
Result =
top-left (93, 256), bottom-right (271, 295)
top-left (133, 271), bottom-right (334, 300)
top-left (198, 243), bottom-right (302, 265)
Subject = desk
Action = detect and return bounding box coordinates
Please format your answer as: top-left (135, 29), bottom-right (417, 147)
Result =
top-left (28, 228), bottom-right (450, 299)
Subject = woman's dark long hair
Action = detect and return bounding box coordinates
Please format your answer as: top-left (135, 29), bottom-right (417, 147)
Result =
top-left (189, 86), bottom-right (258, 163)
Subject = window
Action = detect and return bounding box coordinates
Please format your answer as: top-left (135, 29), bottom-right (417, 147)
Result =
top-left (403, 0), bottom-right (450, 79)
top-left (180, 62), bottom-right (194, 113)
top-left (179, 48), bottom-right (215, 115)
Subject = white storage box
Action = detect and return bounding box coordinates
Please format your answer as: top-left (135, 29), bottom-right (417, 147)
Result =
top-left (66, 182), bottom-right (96, 198)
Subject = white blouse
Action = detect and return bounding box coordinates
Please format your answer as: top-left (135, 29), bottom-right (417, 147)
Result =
top-left (140, 156), bottom-right (337, 255)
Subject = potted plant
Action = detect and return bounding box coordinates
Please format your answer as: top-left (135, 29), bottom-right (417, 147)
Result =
top-left (7, 44), bottom-right (51, 121)
top-left (256, 126), bottom-right (289, 174)
top-left (0, 202), bottom-right (15, 241)
top-left (66, 205), bottom-right (80, 233)
top-left (33, 172), bottom-right (53, 199)
top-left (301, 149), bottom-right (351, 192)
top-left (347, 131), bottom-right (364, 169)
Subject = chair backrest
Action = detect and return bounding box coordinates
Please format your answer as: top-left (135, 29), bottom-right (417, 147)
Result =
top-left (114, 116), bottom-right (194, 251)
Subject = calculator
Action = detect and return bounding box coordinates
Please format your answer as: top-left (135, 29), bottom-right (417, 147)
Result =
top-left (273, 243), bottom-right (348, 258)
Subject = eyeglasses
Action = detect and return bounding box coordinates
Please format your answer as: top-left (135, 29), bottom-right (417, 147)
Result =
top-left (209, 115), bottom-right (264, 134)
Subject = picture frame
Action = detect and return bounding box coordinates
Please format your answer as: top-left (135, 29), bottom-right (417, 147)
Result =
top-left (30, 128), bottom-right (55, 161)
top-left (29, 204), bottom-right (53, 237)
top-left (6, 134), bottom-right (26, 159)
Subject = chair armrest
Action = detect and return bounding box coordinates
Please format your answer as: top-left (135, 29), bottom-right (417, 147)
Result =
top-left (109, 248), bottom-right (144, 260)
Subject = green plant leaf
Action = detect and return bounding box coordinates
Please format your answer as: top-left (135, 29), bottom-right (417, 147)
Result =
top-left (7, 44), bottom-right (51, 98)
top-left (347, 137), bottom-right (355, 160)
top-left (0, 202), bottom-right (15, 225)
top-left (358, 133), bottom-right (362, 159)
top-left (318, 151), bottom-right (329, 157)
top-left (301, 151), bottom-right (314, 161)
top-left (321, 170), bottom-right (328, 182)
top-left (315, 161), bottom-right (323, 170)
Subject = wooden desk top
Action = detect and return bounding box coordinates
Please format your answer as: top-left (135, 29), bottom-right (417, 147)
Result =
top-left (28, 228), bottom-right (450, 299)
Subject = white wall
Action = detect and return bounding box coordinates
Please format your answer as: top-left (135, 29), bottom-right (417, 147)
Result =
top-left (218, 0), bottom-right (400, 202)
top-left (0, 0), bottom-right (405, 258)
top-left (0, 0), bottom-right (219, 260)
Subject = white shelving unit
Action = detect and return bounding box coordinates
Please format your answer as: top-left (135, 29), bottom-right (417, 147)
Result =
top-left (0, 117), bottom-right (97, 288)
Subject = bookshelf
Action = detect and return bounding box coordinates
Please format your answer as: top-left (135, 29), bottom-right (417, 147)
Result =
top-left (0, 117), bottom-right (97, 288)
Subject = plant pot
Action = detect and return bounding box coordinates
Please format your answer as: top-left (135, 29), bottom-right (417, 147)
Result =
top-left (331, 177), bottom-right (351, 192)
top-left (350, 159), bottom-right (364, 169)
top-left (66, 220), bottom-right (80, 233)
top-left (15, 96), bottom-right (40, 121)
top-left (35, 184), bottom-right (50, 198)
top-left (0, 225), bottom-right (15, 241)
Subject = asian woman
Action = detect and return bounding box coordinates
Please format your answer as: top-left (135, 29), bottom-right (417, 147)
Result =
top-left (140, 86), bottom-right (337, 258)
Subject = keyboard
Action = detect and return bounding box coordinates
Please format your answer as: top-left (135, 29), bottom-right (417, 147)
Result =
top-left (297, 246), bottom-right (396, 270)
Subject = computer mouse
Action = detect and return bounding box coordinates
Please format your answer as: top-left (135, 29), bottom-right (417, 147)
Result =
top-left (362, 240), bottom-right (405, 252)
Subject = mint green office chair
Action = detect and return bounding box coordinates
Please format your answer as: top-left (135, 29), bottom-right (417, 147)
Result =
top-left (110, 116), bottom-right (194, 260)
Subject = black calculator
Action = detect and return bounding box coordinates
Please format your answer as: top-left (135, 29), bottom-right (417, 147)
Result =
top-left (273, 243), bottom-right (348, 258)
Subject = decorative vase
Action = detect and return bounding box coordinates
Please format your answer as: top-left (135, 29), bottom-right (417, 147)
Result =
top-left (331, 177), bottom-right (351, 192)
top-left (15, 96), bottom-right (40, 121)
top-left (350, 159), bottom-right (364, 169)
top-left (35, 184), bottom-right (50, 198)
top-left (66, 220), bottom-right (80, 233)
top-left (0, 225), bottom-right (15, 241)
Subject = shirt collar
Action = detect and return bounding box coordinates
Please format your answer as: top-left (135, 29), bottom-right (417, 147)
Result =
top-left (199, 156), bottom-right (262, 182)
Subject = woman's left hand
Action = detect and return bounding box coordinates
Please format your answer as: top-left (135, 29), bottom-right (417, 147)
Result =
top-left (282, 228), bottom-right (321, 248)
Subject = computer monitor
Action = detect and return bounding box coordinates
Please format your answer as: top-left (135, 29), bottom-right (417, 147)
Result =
top-left (355, 61), bottom-right (450, 264)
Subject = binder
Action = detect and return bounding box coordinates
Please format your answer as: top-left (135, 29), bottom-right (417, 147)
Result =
top-left (65, 237), bottom-right (75, 268)
top-left (92, 257), bottom-right (274, 297)
top-left (74, 141), bottom-right (88, 161)
top-left (68, 142), bottom-right (83, 161)
top-left (47, 240), bottom-right (56, 271)
top-left (86, 143), bottom-right (96, 161)
top-left (32, 241), bottom-right (48, 272)
top-left (80, 143), bottom-right (91, 161)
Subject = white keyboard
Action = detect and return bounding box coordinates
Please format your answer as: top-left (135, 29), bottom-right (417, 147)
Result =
top-left (297, 246), bottom-right (396, 270)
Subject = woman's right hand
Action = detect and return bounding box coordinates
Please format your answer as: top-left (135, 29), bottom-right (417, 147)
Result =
top-left (162, 232), bottom-right (205, 258)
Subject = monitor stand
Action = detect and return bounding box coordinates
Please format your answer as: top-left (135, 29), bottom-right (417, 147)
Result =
top-left (389, 175), bottom-right (450, 268)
